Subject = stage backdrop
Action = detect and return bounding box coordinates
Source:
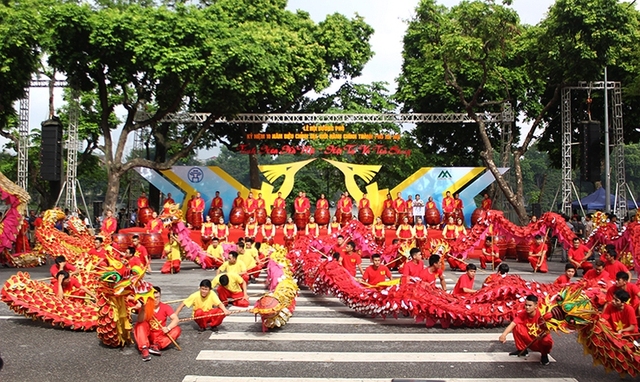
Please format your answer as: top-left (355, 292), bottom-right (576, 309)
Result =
top-left (135, 159), bottom-right (508, 226)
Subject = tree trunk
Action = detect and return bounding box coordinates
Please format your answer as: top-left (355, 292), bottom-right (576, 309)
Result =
top-left (249, 153), bottom-right (261, 190)
top-left (103, 170), bottom-right (122, 214)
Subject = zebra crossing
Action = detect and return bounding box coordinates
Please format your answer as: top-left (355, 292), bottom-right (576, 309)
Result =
top-left (181, 265), bottom-right (573, 382)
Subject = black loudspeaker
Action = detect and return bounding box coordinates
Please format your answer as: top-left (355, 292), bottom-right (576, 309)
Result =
top-left (580, 120), bottom-right (601, 182)
top-left (532, 203), bottom-right (541, 218)
top-left (40, 118), bottom-right (64, 181)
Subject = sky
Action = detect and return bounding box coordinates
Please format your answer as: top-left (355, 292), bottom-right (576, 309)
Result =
top-left (18, 0), bottom-right (558, 159)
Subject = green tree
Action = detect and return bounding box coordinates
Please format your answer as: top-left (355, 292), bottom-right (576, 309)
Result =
top-left (0, 0), bottom-right (42, 137)
top-left (41, 1), bottom-right (373, 213)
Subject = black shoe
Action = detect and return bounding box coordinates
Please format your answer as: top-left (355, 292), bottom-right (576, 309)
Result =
top-left (541, 354), bottom-right (550, 365)
top-left (509, 349), bottom-right (528, 357)
top-left (210, 326), bottom-right (219, 332)
top-left (197, 326), bottom-right (206, 332)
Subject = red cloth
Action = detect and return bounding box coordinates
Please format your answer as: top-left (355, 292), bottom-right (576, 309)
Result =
top-left (554, 274), bottom-right (572, 285)
top-left (442, 196), bottom-right (454, 213)
top-left (216, 286), bottom-right (249, 307)
top-left (273, 197), bottom-right (286, 208)
top-left (604, 260), bottom-right (630, 279)
top-left (133, 303), bottom-right (182, 350)
top-left (136, 244), bottom-right (150, 268)
top-left (50, 263), bottom-right (77, 278)
top-left (294, 197), bottom-right (310, 213)
top-left (362, 265), bottom-right (391, 285)
top-left (212, 196), bottom-right (223, 208)
top-left (447, 256), bottom-right (466, 271)
top-left (193, 308), bottom-right (225, 330)
top-left (145, 218), bottom-right (163, 233)
top-left (393, 198), bottom-right (406, 213)
top-left (160, 260), bottom-right (181, 274)
top-left (51, 277), bottom-right (82, 296)
top-left (583, 268), bottom-right (612, 282)
top-left (426, 201), bottom-right (437, 210)
top-left (602, 303), bottom-right (638, 333)
top-left (512, 309), bottom-right (553, 354)
top-left (481, 198), bottom-right (492, 210)
top-left (607, 284), bottom-right (640, 311)
top-left (420, 267), bottom-right (443, 287)
top-left (137, 197), bottom-right (149, 209)
top-left (452, 273), bottom-right (475, 296)
top-left (316, 199), bottom-right (329, 209)
top-left (192, 197), bottom-right (205, 213)
top-left (341, 252), bottom-right (362, 277)
top-left (232, 197), bottom-right (244, 209)
top-left (401, 260), bottom-right (424, 280)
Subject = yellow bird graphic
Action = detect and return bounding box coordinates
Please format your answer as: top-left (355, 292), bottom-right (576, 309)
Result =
top-left (321, 158), bottom-right (382, 201)
top-left (256, 159), bottom-right (316, 210)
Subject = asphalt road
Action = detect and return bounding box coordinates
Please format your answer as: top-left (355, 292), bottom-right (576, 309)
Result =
top-left (0, 253), bottom-right (638, 382)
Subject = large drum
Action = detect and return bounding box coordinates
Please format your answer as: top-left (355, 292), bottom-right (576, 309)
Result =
top-left (315, 208), bottom-right (330, 226)
top-left (111, 233), bottom-right (133, 254)
top-left (516, 240), bottom-right (532, 262)
top-left (270, 207), bottom-right (286, 226)
top-left (137, 207), bottom-right (153, 227)
top-left (142, 232), bottom-right (164, 259)
top-left (381, 208), bottom-right (396, 226)
top-left (358, 207), bottom-right (374, 226)
top-left (229, 208), bottom-right (245, 227)
top-left (294, 211), bottom-right (310, 230)
top-left (470, 208), bottom-right (485, 227)
top-left (425, 208), bottom-right (441, 226)
top-left (255, 208), bottom-right (267, 225)
top-left (208, 207), bottom-right (223, 224)
top-left (188, 210), bottom-right (203, 230)
top-left (340, 211), bottom-right (353, 227)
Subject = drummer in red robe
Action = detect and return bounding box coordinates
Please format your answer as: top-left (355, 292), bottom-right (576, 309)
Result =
top-left (383, 193), bottom-right (394, 210)
top-left (164, 192), bottom-right (175, 205)
top-left (453, 192), bottom-right (464, 218)
top-left (294, 191), bottom-right (310, 216)
top-left (426, 196), bottom-right (437, 210)
top-left (192, 192), bottom-right (205, 215)
top-left (244, 193), bottom-right (257, 223)
top-left (406, 195), bottom-right (414, 224)
top-left (137, 192), bottom-right (149, 211)
top-left (162, 193), bottom-right (176, 214)
top-left (273, 192), bottom-right (286, 210)
top-left (209, 190), bottom-right (224, 218)
top-left (145, 211), bottom-right (163, 233)
top-left (256, 193), bottom-right (266, 215)
top-left (101, 209), bottom-right (118, 235)
top-left (442, 191), bottom-right (454, 214)
top-left (232, 192), bottom-right (245, 210)
top-left (481, 193), bottom-right (492, 210)
top-left (358, 193), bottom-right (370, 211)
top-left (316, 194), bottom-right (329, 210)
top-left (393, 192), bottom-right (407, 226)
top-left (338, 192), bottom-right (353, 224)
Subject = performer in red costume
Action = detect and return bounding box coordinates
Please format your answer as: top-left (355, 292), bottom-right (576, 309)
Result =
top-left (602, 289), bottom-right (638, 334)
top-left (372, 217), bottom-right (385, 246)
top-left (316, 193), bottom-right (329, 210)
top-left (568, 238), bottom-right (593, 273)
top-left (132, 234), bottom-right (151, 272)
top-left (360, 254), bottom-right (392, 286)
top-left (134, 286), bottom-right (182, 361)
top-left (100, 209), bottom-right (118, 235)
top-left (452, 263), bottom-right (477, 296)
top-left (261, 217), bottom-right (276, 245)
top-left (358, 193), bottom-right (370, 210)
top-left (200, 215), bottom-right (215, 248)
top-left (442, 191), bottom-right (454, 214)
top-left (396, 216), bottom-right (414, 243)
top-left (15, 216), bottom-right (30, 253)
top-left (339, 241), bottom-right (364, 277)
top-left (327, 216), bottom-right (341, 235)
top-left (215, 217), bottom-right (229, 243)
top-left (528, 235), bottom-right (548, 273)
top-left (393, 192), bottom-right (407, 225)
top-left (244, 216), bottom-right (259, 240)
top-left (401, 248), bottom-right (424, 283)
top-left (453, 192), bottom-right (464, 215)
top-left (481, 193), bottom-right (492, 210)
top-left (145, 211), bottom-right (163, 234)
top-left (88, 237), bottom-right (108, 266)
top-left (420, 254), bottom-right (447, 290)
top-left (338, 191), bottom-right (353, 224)
top-left (305, 217), bottom-right (319, 238)
top-left (283, 217), bottom-right (297, 249)
top-left (137, 192), bottom-right (149, 211)
top-left (208, 190), bottom-right (224, 220)
top-left (426, 196), bottom-right (437, 210)
top-left (554, 264), bottom-right (576, 286)
top-left (499, 295), bottom-right (553, 365)
top-left (162, 193), bottom-right (175, 214)
top-left (273, 192), bottom-right (286, 209)
top-left (232, 192), bottom-right (245, 210)
top-left (244, 193), bottom-right (257, 222)
top-left (583, 260), bottom-right (613, 283)
top-left (294, 191), bottom-right (310, 214)
top-left (479, 236), bottom-right (502, 270)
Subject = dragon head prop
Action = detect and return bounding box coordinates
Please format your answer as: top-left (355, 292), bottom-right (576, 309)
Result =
top-left (159, 203), bottom-right (183, 227)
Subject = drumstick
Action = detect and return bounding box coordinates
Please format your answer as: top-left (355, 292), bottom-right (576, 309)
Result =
top-left (178, 309), bottom-right (249, 323)
top-left (151, 316), bottom-right (181, 351)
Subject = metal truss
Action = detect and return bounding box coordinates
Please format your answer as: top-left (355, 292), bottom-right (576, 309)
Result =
top-left (17, 91), bottom-right (30, 191)
top-left (561, 88), bottom-right (573, 217)
top-left (561, 82), bottom-right (625, 217)
top-left (146, 112), bottom-right (508, 124)
top-left (17, 79), bottom-right (68, 192)
top-left (63, 91), bottom-right (80, 212)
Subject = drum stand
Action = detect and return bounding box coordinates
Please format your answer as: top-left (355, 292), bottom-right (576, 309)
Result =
top-left (54, 179), bottom-right (92, 227)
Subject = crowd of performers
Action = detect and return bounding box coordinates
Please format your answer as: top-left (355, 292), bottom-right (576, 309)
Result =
top-left (4, 188), bottom-right (639, 369)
